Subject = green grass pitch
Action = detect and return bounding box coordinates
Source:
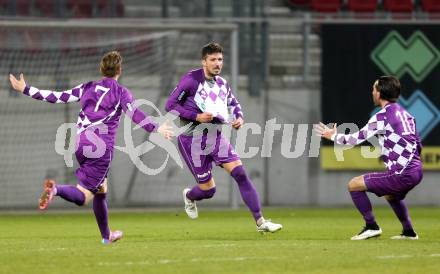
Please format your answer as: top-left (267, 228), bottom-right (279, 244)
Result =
top-left (1, 207), bottom-right (440, 274)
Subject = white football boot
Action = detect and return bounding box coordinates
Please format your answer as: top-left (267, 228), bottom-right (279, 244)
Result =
top-left (351, 227), bottom-right (382, 240)
top-left (183, 188), bottom-right (198, 219)
top-left (390, 230), bottom-right (418, 240)
top-left (257, 219), bottom-right (283, 233)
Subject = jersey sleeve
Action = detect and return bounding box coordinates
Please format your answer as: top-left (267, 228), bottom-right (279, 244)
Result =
top-left (120, 87), bottom-right (158, 133)
top-left (333, 112), bottom-right (386, 146)
top-left (165, 75), bottom-right (198, 121)
top-left (226, 83), bottom-right (243, 119)
top-left (23, 84), bottom-right (84, 103)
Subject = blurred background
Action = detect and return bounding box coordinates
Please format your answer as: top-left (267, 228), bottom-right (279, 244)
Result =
top-left (0, 0), bottom-right (439, 209)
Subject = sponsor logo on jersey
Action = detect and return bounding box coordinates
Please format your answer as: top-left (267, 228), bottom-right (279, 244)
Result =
top-left (196, 171), bottom-right (211, 179)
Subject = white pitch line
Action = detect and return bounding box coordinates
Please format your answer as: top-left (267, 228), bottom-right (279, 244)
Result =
top-left (377, 253), bottom-right (440, 260)
top-left (377, 255), bottom-right (412, 259)
top-left (98, 256), bottom-right (281, 266)
top-left (36, 247), bottom-right (67, 252)
top-left (199, 243), bottom-right (237, 248)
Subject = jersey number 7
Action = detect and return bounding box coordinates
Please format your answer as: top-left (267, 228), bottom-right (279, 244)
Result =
top-left (94, 85), bottom-right (110, 112)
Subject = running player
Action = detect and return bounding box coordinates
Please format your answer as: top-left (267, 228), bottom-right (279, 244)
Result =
top-left (9, 51), bottom-right (173, 244)
top-left (165, 42), bottom-right (282, 233)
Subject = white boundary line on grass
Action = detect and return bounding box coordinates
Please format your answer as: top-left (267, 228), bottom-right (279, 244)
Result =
top-left (98, 256), bottom-right (281, 266)
top-left (377, 254), bottom-right (440, 260)
top-left (199, 243), bottom-right (237, 248)
top-left (377, 255), bottom-right (412, 259)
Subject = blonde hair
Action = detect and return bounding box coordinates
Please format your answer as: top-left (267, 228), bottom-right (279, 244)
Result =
top-left (100, 51), bottom-right (122, 77)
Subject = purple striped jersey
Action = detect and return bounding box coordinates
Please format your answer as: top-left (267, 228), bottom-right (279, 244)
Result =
top-left (332, 103), bottom-right (422, 174)
top-left (23, 77), bottom-right (158, 144)
top-left (165, 68), bottom-right (243, 123)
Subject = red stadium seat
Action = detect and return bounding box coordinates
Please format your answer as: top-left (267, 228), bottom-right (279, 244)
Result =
top-left (384, 0), bottom-right (414, 12)
top-left (68, 0), bottom-right (124, 17)
top-left (67, 0), bottom-right (93, 17)
top-left (311, 0), bottom-right (341, 12)
top-left (422, 0), bottom-right (440, 12)
top-left (347, 0), bottom-right (378, 12)
top-left (98, 0), bottom-right (124, 17)
top-left (14, 0), bottom-right (31, 16)
top-left (35, 0), bottom-right (55, 17)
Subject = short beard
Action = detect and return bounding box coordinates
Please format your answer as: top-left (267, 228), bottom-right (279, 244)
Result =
top-left (206, 71), bottom-right (219, 79)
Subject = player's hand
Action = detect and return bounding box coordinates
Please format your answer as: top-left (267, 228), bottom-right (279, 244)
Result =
top-left (196, 112), bottom-right (213, 123)
top-left (157, 120), bottom-right (174, 140)
top-left (9, 73), bottom-right (26, 93)
top-left (232, 117), bottom-right (244, 129)
top-left (313, 122), bottom-right (337, 141)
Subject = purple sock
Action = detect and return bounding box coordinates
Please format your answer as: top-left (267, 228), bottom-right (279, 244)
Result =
top-left (387, 199), bottom-right (413, 231)
top-left (186, 185), bottom-right (216, 201)
top-left (56, 185), bottom-right (85, 206)
top-left (93, 193), bottom-right (110, 240)
top-left (230, 166), bottom-right (262, 222)
top-left (350, 191), bottom-right (376, 225)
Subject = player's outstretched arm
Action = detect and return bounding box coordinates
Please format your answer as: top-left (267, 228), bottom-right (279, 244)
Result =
top-left (121, 89), bottom-right (174, 139)
top-left (315, 115), bottom-right (384, 145)
top-left (125, 106), bottom-right (174, 140)
top-left (9, 73), bottom-right (83, 104)
top-left (9, 73), bottom-right (26, 93)
top-left (314, 122), bottom-right (337, 141)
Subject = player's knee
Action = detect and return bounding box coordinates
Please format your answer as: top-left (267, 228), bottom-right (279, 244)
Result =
top-left (347, 177), bottom-right (360, 192)
top-left (348, 176), bottom-right (366, 192)
top-left (199, 179), bottom-right (215, 190)
top-left (80, 195), bottom-right (91, 206)
top-left (203, 187), bottom-right (216, 199)
top-left (96, 181), bottom-right (108, 194)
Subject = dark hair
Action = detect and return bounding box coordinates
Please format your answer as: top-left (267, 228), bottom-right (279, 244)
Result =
top-left (100, 51), bottom-right (122, 77)
top-left (375, 75), bottom-right (400, 102)
top-left (201, 42), bottom-right (223, 59)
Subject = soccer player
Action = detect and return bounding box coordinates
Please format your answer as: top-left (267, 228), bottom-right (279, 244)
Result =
top-left (165, 42), bottom-right (282, 233)
top-left (9, 51), bottom-right (173, 244)
top-left (315, 76), bottom-right (423, 240)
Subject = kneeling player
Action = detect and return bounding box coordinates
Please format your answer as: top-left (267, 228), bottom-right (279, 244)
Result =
top-left (315, 76), bottom-right (423, 240)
